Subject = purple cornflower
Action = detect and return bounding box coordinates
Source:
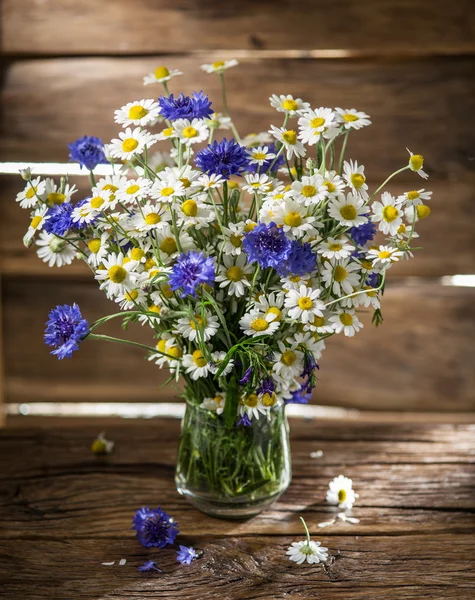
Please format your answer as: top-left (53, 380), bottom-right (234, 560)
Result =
top-left (158, 92), bottom-right (213, 121)
top-left (239, 366), bottom-right (253, 385)
top-left (44, 304), bottom-right (89, 360)
top-left (132, 507), bottom-right (179, 549)
top-left (68, 135), bottom-right (108, 170)
top-left (247, 143), bottom-right (284, 174)
top-left (237, 412), bottom-right (252, 427)
top-left (285, 389), bottom-right (311, 405)
top-left (195, 138), bottom-right (251, 179)
top-left (137, 560), bottom-right (161, 573)
top-left (243, 222), bottom-right (291, 270)
top-left (300, 354), bottom-right (319, 393)
top-left (277, 240), bottom-right (316, 277)
top-left (348, 219), bottom-right (376, 246)
top-left (176, 545), bottom-right (198, 565)
top-left (257, 376), bottom-right (275, 396)
top-left (169, 251), bottom-right (215, 298)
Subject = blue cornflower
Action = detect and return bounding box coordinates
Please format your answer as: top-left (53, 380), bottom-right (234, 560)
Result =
top-left (158, 91), bottom-right (213, 121)
top-left (195, 138), bottom-right (251, 179)
top-left (242, 222), bottom-right (291, 270)
top-left (239, 366), bottom-right (253, 385)
top-left (300, 353), bottom-right (319, 393)
top-left (169, 251), bottom-right (215, 298)
top-left (237, 412), bottom-right (252, 427)
top-left (285, 389), bottom-right (311, 405)
top-left (137, 560), bottom-right (161, 573)
top-left (132, 507), bottom-right (179, 549)
top-left (247, 143), bottom-right (284, 174)
top-left (44, 303), bottom-right (89, 360)
top-left (366, 272), bottom-right (379, 287)
top-left (348, 219), bottom-right (376, 246)
top-left (176, 545), bottom-right (198, 565)
top-left (43, 202), bottom-right (75, 236)
top-left (277, 240), bottom-right (317, 277)
top-left (257, 376), bottom-right (275, 395)
top-left (68, 135), bottom-right (108, 170)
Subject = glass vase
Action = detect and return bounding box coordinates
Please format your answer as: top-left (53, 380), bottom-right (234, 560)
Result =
top-left (175, 400), bottom-right (291, 519)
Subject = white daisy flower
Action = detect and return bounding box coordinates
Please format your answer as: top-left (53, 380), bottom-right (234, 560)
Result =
top-left (404, 204), bottom-right (431, 223)
top-left (239, 310), bottom-right (280, 337)
top-left (287, 518), bottom-right (329, 565)
top-left (269, 94), bottom-right (310, 116)
top-left (86, 232), bottom-right (110, 267)
top-left (116, 286), bottom-right (147, 310)
top-left (218, 222), bottom-right (246, 256)
top-left (216, 254), bottom-right (253, 297)
top-left (242, 173), bottom-right (271, 194)
top-left (335, 107), bottom-right (371, 130)
top-left (241, 131), bottom-right (273, 147)
top-left (367, 245), bottom-right (404, 266)
top-left (95, 252), bottom-right (138, 297)
top-left (392, 221), bottom-right (419, 242)
top-left (116, 177), bottom-right (151, 204)
top-left (328, 193), bottom-right (367, 227)
top-left (109, 127), bottom-right (156, 161)
top-left (156, 125), bottom-right (178, 142)
top-left (154, 224), bottom-right (195, 263)
top-left (210, 351), bottom-right (235, 378)
top-left (270, 198), bottom-right (319, 238)
top-left (272, 340), bottom-right (304, 380)
top-left (114, 99), bottom-right (160, 127)
top-left (321, 170), bottom-right (346, 198)
top-left (36, 232), bottom-right (76, 267)
top-left (397, 188), bottom-right (432, 207)
top-left (206, 112), bottom-right (232, 130)
top-left (298, 108), bottom-right (339, 145)
top-left (407, 148), bottom-right (428, 179)
top-left (329, 309), bottom-right (363, 337)
top-left (149, 334), bottom-right (182, 367)
top-left (182, 349), bottom-right (213, 380)
top-left (201, 59), bottom-right (238, 74)
top-left (291, 331), bottom-right (326, 359)
top-left (350, 285), bottom-right (381, 310)
top-left (93, 174), bottom-right (127, 200)
top-left (304, 311), bottom-right (334, 335)
top-left (143, 66), bottom-right (183, 85)
top-left (197, 173), bottom-right (225, 190)
top-left (269, 125), bottom-right (306, 160)
top-left (150, 174), bottom-right (185, 203)
top-left (24, 205), bottom-right (50, 243)
top-left (173, 118), bottom-right (209, 146)
top-left (248, 145), bottom-right (276, 166)
top-left (239, 391), bottom-right (269, 420)
top-left (254, 292), bottom-right (286, 323)
top-left (321, 259), bottom-right (361, 296)
top-left (284, 285), bottom-right (325, 324)
top-left (326, 475), bottom-right (358, 509)
top-left (343, 160), bottom-right (369, 199)
top-left (371, 191), bottom-right (403, 235)
top-left (175, 311), bottom-right (219, 342)
top-left (129, 203), bottom-right (171, 234)
top-left (43, 178), bottom-right (78, 206)
top-left (291, 175), bottom-right (327, 206)
top-left (317, 237), bottom-right (354, 260)
top-left (71, 194), bottom-right (108, 226)
top-left (16, 177), bottom-right (46, 209)
top-left (200, 393), bottom-right (226, 415)
top-left (176, 197), bottom-right (215, 230)
top-left (139, 300), bottom-right (165, 329)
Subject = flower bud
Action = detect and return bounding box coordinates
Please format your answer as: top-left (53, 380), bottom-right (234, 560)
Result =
top-left (20, 167), bottom-right (32, 181)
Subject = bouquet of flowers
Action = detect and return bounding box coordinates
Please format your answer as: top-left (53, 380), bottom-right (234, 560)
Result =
top-left (16, 60), bottom-right (431, 516)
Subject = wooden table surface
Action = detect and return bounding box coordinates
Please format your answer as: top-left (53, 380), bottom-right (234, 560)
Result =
top-left (0, 418), bottom-right (474, 599)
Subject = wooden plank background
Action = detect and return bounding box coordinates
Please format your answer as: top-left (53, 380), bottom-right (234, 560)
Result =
top-left (1, 1), bottom-right (474, 414)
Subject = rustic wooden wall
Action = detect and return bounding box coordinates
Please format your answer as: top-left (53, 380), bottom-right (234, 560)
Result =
top-left (1, 1), bottom-right (474, 413)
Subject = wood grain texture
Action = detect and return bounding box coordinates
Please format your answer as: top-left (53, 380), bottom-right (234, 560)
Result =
top-left (2, 175), bottom-right (474, 278)
top-left (2, 279), bottom-right (475, 411)
top-left (2, 56), bottom-right (475, 180)
top-left (0, 420), bottom-right (474, 599)
top-left (2, 0), bottom-right (475, 55)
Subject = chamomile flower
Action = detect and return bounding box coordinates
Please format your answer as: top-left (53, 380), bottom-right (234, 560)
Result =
top-left (143, 66), bottom-right (183, 85)
top-left (116, 177), bottom-right (151, 204)
top-left (269, 126), bottom-right (306, 160)
top-left (407, 149), bottom-right (428, 179)
top-left (284, 285), bottom-right (325, 324)
top-left (130, 203), bottom-right (171, 234)
top-left (329, 309), bottom-right (363, 337)
top-left (326, 475), bottom-right (358, 509)
top-left (305, 311), bottom-right (335, 335)
top-left (109, 127), bottom-right (156, 160)
top-left (154, 224), bottom-right (195, 263)
top-left (216, 254), bottom-right (253, 297)
top-left (241, 132), bottom-right (273, 147)
top-left (272, 340), bottom-right (304, 380)
top-left (321, 259), bottom-right (361, 296)
top-left (328, 193), bottom-right (367, 227)
top-left (317, 236), bottom-right (354, 260)
top-left (93, 174), bottom-right (127, 201)
top-left (248, 145), bottom-right (276, 167)
top-left (206, 112), bottom-right (232, 130)
top-left (321, 170), bottom-right (346, 198)
top-left (298, 108), bottom-right (339, 145)
top-left (371, 192), bottom-right (403, 235)
top-left (150, 175), bottom-right (186, 203)
top-left (201, 393), bottom-right (226, 415)
top-left (291, 175), bottom-right (327, 206)
top-left (343, 160), bottom-right (369, 199)
top-left (397, 188), bottom-right (432, 206)
top-left (24, 205), bottom-right (50, 243)
top-left (175, 311), bottom-right (219, 342)
top-left (114, 99), bottom-right (161, 127)
top-left (218, 222), bottom-right (246, 256)
top-left (173, 118), bottom-right (209, 146)
top-left (239, 391), bottom-right (269, 420)
top-left (71, 193), bottom-right (109, 225)
top-left (239, 310), bottom-right (280, 337)
top-left (176, 197), bottom-right (215, 229)
top-left (270, 199), bottom-right (319, 238)
top-left (182, 349), bottom-right (213, 380)
top-left (254, 292), bottom-right (286, 323)
top-left (86, 232), bottom-right (110, 267)
top-left (291, 331), bottom-right (326, 358)
top-left (287, 518), bottom-right (329, 565)
top-left (156, 125), bottom-right (178, 142)
top-left (95, 252), bottom-right (138, 297)
top-left (269, 94), bottom-right (310, 116)
top-left (43, 178), bottom-right (78, 206)
top-left (367, 245), bottom-right (403, 266)
top-left (242, 173), bottom-right (271, 194)
top-left (201, 59), bottom-right (238, 74)
top-left (116, 286), bottom-right (147, 310)
top-left (197, 173), bottom-right (225, 190)
top-left (36, 232), bottom-right (76, 267)
top-left (405, 204), bottom-right (431, 223)
top-left (335, 107), bottom-right (371, 130)
top-left (149, 334), bottom-right (182, 367)
top-left (16, 177), bottom-right (46, 209)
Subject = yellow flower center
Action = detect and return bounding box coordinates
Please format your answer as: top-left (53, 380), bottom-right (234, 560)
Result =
top-left (145, 257), bottom-right (157, 270)
top-left (125, 289), bottom-right (139, 302)
top-left (245, 393), bottom-right (259, 407)
top-left (343, 113), bottom-right (358, 122)
top-left (108, 265), bottom-right (127, 283)
top-left (226, 266), bottom-right (243, 282)
top-left (351, 173), bottom-right (366, 189)
top-left (281, 350), bottom-right (296, 366)
top-left (182, 126), bottom-right (198, 139)
top-left (364, 285), bottom-right (377, 297)
top-left (90, 196), bottom-right (105, 209)
top-left (160, 237), bottom-right (177, 255)
top-left (378, 250), bottom-right (392, 259)
top-left (192, 349), bottom-right (207, 368)
top-left (253, 151), bottom-right (267, 161)
top-left (416, 204), bottom-right (431, 219)
top-left (329, 242), bottom-right (342, 252)
top-left (145, 212), bottom-right (161, 225)
top-left (162, 283), bottom-right (174, 298)
top-left (126, 184), bottom-right (140, 195)
top-left (154, 66), bottom-right (170, 79)
top-left (334, 266), bottom-right (347, 282)
top-left (261, 392), bottom-right (277, 407)
top-left (162, 127), bottom-right (174, 137)
top-left (382, 205), bottom-right (399, 222)
top-left (121, 138), bottom-right (139, 153)
top-left (397, 224), bottom-right (407, 234)
top-left (324, 181), bottom-right (336, 193)
top-left (128, 106), bottom-right (148, 120)
top-left (230, 233), bottom-right (242, 248)
top-left (251, 318), bottom-right (269, 332)
top-left (190, 315), bottom-right (207, 330)
top-left (312, 315), bottom-right (325, 327)
top-left (284, 211), bottom-right (303, 227)
top-left (282, 99), bottom-right (298, 111)
top-left (244, 222), bottom-right (257, 232)
top-left (157, 339), bottom-right (167, 353)
top-left (160, 187), bottom-right (174, 197)
top-left (338, 489), bottom-right (347, 502)
top-left (181, 199), bottom-right (198, 217)
top-left (149, 304), bottom-right (161, 314)
top-left (266, 307), bottom-right (282, 322)
top-left (339, 313), bottom-right (353, 326)
top-left (282, 130), bottom-right (297, 145)
top-left (227, 181), bottom-right (239, 189)
top-left (360, 260), bottom-right (373, 270)
top-left (130, 248), bottom-right (145, 261)
top-left (406, 190), bottom-right (420, 200)
top-left (410, 154), bottom-right (424, 171)
top-left (25, 187), bottom-right (37, 199)
top-left (340, 205), bottom-right (357, 220)
top-left (103, 184), bottom-right (118, 193)
top-left (168, 346), bottom-right (182, 359)
top-left (47, 192), bottom-right (66, 205)
top-left (87, 238), bottom-right (101, 254)
top-left (301, 185), bottom-right (316, 198)
top-left (310, 117), bottom-right (325, 128)
top-left (212, 61), bottom-right (225, 68)
top-left (298, 296), bottom-right (313, 310)
top-left (30, 215), bottom-right (42, 229)
top-left (180, 177), bottom-right (191, 188)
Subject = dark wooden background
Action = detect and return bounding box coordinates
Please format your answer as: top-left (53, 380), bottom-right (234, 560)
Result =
top-left (1, 1), bottom-right (475, 417)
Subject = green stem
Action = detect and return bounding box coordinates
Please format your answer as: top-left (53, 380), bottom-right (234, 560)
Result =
top-left (338, 131), bottom-right (350, 174)
top-left (300, 517), bottom-right (312, 548)
top-left (369, 165), bottom-right (410, 200)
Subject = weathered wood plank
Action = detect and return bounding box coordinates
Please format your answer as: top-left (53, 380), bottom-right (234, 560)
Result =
top-left (2, 280), bottom-right (475, 411)
top-left (2, 175), bottom-right (474, 278)
top-left (0, 535), bottom-right (473, 600)
top-left (2, 0), bottom-right (475, 55)
top-left (2, 57), bottom-right (474, 179)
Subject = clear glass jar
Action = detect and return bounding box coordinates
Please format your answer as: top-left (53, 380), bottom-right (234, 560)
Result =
top-left (175, 401), bottom-right (291, 519)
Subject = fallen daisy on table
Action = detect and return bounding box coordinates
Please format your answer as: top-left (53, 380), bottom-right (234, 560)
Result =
top-left (286, 517), bottom-right (329, 565)
top-left (91, 431), bottom-right (114, 455)
top-left (326, 474), bottom-right (359, 509)
top-left (318, 512), bottom-right (360, 528)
